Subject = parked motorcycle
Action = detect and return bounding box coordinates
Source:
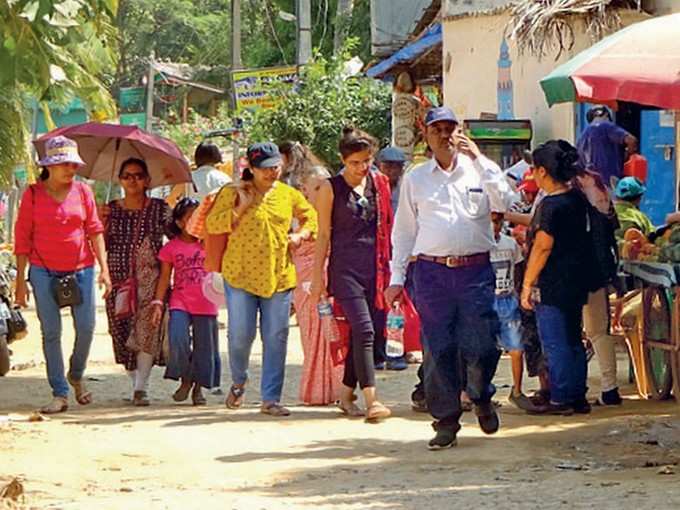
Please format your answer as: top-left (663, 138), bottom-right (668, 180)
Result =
top-left (0, 251), bottom-right (20, 376)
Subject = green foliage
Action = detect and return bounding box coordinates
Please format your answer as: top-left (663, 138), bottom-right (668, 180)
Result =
top-left (116, 0), bottom-right (372, 89)
top-left (0, 0), bottom-right (118, 183)
top-left (245, 42), bottom-right (391, 170)
top-left (157, 104), bottom-right (234, 158)
top-left (115, 0), bottom-right (232, 89)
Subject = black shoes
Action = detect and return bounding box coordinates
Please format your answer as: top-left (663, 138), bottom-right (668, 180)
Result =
top-left (572, 398), bottom-right (592, 414)
top-left (428, 422), bottom-right (460, 450)
top-left (475, 402), bottom-right (500, 435)
top-left (598, 387), bottom-right (622, 406)
top-left (527, 402), bottom-right (574, 416)
top-left (411, 388), bottom-right (428, 413)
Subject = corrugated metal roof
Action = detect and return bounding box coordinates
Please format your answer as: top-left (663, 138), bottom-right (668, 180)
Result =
top-left (366, 23), bottom-right (442, 78)
top-left (443, 0), bottom-right (512, 18)
top-left (370, 0), bottom-right (436, 57)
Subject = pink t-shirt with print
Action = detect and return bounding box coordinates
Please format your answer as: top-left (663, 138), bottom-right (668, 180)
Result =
top-left (158, 238), bottom-right (218, 316)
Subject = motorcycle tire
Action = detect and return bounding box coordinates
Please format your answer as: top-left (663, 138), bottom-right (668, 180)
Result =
top-left (0, 335), bottom-right (9, 376)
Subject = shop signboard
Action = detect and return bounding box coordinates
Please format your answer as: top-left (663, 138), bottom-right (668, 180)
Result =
top-left (232, 66), bottom-right (297, 113)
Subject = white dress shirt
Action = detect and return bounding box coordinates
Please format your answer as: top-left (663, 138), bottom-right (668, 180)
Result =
top-left (390, 153), bottom-right (514, 285)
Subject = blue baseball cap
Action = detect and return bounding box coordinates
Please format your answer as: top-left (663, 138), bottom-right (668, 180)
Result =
top-left (425, 106), bottom-right (458, 126)
top-left (247, 142), bottom-right (282, 168)
top-left (615, 176), bottom-right (646, 200)
top-left (377, 146), bottom-right (406, 163)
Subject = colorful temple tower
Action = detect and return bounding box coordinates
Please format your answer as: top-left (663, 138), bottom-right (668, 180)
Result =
top-left (497, 38), bottom-right (514, 120)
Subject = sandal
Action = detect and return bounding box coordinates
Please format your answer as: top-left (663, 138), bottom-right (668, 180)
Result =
top-left (260, 402), bottom-right (291, 417)
top-left (40, 396), bottom-right (68, 414)
top-left (192, 386), bottom-right (207, 406)
top-left (338, 401), bottom-right (365, 417)
top-left (133, 391), bottom-right (150, 407)
top-left (225, 384), bottom-right (246, 409)
top-left (67, 375), bottom-right (93, 406)
top-left (173, 381), bottom-right (192, 402)
top-left (366, 402), bottom-right (391, 422)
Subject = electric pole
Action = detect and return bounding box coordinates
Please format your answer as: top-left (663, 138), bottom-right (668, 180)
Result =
top-left (145, 51), bottom-right (155, 132)
top-left (296, 0), bottom-right (312, 66)
top-left (232, 0), bottom-right (242, 70)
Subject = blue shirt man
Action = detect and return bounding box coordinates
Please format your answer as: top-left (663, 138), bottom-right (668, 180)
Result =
top-left (577, 106), bottom-right (638, 188)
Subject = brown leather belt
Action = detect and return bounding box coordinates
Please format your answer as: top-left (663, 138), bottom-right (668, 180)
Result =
top-left (412, 252), bottom-right (490, 268)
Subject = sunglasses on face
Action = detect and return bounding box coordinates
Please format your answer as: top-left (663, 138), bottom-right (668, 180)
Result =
top-left (120, 172), bottom-right (146, 181)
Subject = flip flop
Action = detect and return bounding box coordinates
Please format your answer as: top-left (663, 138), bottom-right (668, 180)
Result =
top-left (40, 397), bottom-right (68, 414)
top-left (192, 387), bottom-right (207, 406)
top-left (173, 382), bottom-right (192, 402)
top-left (67, 375), bottom-right (93, 406)
top-left (225, 384), bottom-right (246, 409)
top-left (338, 401), bottom-right (365, 417)
top-left (260, 402), bottom-right (291, 416)
top-left (366, 402), bottom-right (391, 422)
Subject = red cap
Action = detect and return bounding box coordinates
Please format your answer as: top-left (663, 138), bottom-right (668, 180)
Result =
top-left (517, 169), bottom-right (538, 193)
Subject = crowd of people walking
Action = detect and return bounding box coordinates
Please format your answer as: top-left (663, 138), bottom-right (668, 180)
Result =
top-left (14, 104), bottom-right (642, 449)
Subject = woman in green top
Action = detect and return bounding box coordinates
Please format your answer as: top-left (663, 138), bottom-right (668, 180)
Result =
top-left (613, 177), bottom-right (654, 240)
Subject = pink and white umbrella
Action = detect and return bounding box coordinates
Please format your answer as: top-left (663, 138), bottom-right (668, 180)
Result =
top-left (33, 122), bottom-right (192, 188)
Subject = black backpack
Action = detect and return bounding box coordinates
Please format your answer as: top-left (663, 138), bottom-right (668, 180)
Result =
top-left (584, 198), bottom-right (619, 292)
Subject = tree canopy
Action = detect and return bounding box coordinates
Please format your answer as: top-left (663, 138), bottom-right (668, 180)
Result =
top-left (0, 0), bottom-right (118, 182)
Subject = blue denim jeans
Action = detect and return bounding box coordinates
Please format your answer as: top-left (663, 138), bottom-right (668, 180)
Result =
top-left (414, 260), bottom-right (501, 425)
top-left (29, 265), bottom-right (96, 398)
top-left (165, 310), bottom-right (218, 389)
top-left (224, 283), bottom-right (292, 403)
top-left (535, 303), bottom-right (588, 405)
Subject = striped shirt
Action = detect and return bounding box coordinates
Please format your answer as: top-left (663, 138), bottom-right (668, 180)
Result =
top-left (15, 181), bottom-right (104, 272)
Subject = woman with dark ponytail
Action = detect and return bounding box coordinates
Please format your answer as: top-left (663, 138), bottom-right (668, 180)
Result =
top-left (520, 140), bottom-right (591, 415)
top-left (310, 127), bottom-right (393, 421)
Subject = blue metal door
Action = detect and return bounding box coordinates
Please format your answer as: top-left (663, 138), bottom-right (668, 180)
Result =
top-left (640, 110), bottom-right (677, 226)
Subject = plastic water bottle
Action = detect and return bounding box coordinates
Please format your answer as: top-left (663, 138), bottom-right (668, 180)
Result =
top-left (317, 297), bottom-right (333, 317)
top-left (385, 304), bottom-right (405, 357)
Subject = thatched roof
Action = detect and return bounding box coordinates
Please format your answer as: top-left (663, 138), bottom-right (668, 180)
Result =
top-left (506, 0), bottom-right (642, 60)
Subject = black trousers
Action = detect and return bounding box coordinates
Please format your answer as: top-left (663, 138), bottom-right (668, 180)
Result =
top-left (337, 291), bottom-right (385, 389)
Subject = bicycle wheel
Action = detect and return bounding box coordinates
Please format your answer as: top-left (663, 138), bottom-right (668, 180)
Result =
top-left (642, 287), bottom-right (674, 400)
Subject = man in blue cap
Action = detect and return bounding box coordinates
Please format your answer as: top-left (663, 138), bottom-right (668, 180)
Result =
top-left (376, 146), bottom-right (407, 213)
top-left (577, 106), bottom-right (637, 188)
top-left (385, 106), bottom-right (514, 450)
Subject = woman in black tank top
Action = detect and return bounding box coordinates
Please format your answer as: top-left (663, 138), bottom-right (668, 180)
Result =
top-left (310, 128), bottom-right (392, 422)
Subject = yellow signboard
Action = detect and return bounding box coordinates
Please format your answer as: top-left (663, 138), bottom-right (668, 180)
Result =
top-left (232, 66), bottom-right (297, 113)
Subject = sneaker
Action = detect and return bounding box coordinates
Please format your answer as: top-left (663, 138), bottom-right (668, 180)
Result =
top-left (411, 397), bottom-right (428, 413)
top-left (475, 402), bottom-right (500, 434)
top-left (527, 402), bottom-right (574, 416)
top-left (386, 357), bottom-right (408, 371)
top-left (374, 361), bottom-right (386, 371)
top-left (598, 387), bottom-right (622, 406)
top-left (572, 398), bottom-right (592, 414)
top-left (528, 389), bottom-right (550, 407)
top-left (508, 388), bottom-right (541, 413)
top-left (428, 422), bottom-right (459, 450)
top-left (411, 388), bottom-right (428, 413)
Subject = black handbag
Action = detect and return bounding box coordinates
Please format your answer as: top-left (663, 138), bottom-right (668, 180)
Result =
top-left (52, 273), bottom-right (83, 308)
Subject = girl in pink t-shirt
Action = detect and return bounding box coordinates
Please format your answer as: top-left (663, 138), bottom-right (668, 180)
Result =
top-left (152, 198), bottom-right (218, 405)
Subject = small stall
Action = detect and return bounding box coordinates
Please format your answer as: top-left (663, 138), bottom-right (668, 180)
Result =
top-left (539, 13), bottom-right (680, 402)
top-left (619, 261), bottom-right (680, 401)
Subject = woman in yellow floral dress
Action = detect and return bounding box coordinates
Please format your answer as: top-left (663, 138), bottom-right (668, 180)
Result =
top-left (206, 142), bottom-right (317, 417)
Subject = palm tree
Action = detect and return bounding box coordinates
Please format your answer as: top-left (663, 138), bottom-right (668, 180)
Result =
top-left (0, 0), bottom-right (118, 184)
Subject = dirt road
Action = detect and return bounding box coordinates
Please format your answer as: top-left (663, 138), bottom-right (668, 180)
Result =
top-left (2, 305), bottom-right (680, 509)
